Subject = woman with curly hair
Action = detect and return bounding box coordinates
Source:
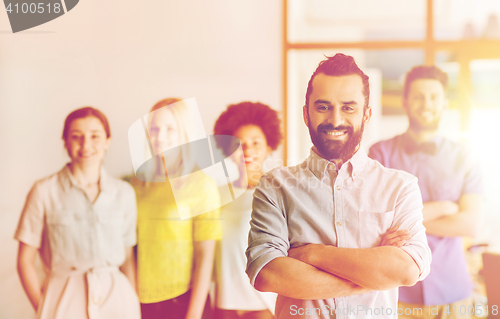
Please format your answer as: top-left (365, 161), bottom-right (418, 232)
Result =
top-left (213, 102), bottom-right (282, 319)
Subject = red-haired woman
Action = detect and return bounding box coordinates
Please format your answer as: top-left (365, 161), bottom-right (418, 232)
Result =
top-left (213, 102), bottom-right (282, 319)
top-left (15, 107), bottom-right (140, 319)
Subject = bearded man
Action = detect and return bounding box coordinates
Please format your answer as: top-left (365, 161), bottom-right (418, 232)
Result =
top-left (369, 65), bottom-right (484, 319)
top-left (245, 53), bottom-right (432, 319)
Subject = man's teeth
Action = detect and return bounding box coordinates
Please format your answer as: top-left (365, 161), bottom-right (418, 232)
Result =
top-left (325, 130), bottom-right (345, 136)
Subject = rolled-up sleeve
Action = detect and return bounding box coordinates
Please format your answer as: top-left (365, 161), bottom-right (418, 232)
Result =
top-left (393, 175), bottom-right (432, 280)
top-left (245, 174), bottom-right (290, 286)
top-left (14, 182), bottom-right (45, 248)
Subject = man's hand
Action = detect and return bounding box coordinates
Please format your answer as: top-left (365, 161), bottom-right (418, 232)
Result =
top-left (380, 227), bottom-right (412, 247)
top-left (287, 238), bottom-right (420, 290)
top-left (289, 227), bottom-right (412, 264)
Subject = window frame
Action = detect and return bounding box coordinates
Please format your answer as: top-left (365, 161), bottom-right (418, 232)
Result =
top-left (282, 0), bottom-right (500, 164)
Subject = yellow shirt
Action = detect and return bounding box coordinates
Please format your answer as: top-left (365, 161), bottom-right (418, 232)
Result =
top-left (132, 172), bottom-right (222, 303)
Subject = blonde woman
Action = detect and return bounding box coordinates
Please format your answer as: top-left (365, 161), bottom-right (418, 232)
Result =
top-left (131, 98), bottom-right (221, 319)
top-left (15, 107), bottom-right (140, 319)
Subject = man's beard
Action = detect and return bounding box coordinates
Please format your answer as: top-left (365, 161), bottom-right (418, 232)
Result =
top-left (408, 116), bottom-right (440, 133)
top-left (308, 120), bottom-right (365, 162)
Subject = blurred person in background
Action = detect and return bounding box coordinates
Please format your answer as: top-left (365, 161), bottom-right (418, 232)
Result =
top-left (369, 65), bottom-right (484, 319)
top-left (213, 102), bottom-right (282, 319)
top-left (131, 98), bottom-right (221, 319)
top-left (15, 107), bottom-right (140, 319)
top-left (246, 53), bottom-right (431, 319)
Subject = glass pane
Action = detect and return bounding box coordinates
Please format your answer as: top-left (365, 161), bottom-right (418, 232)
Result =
top-left (434, 0), bottom-right (500, 40)
top-left (435, 51), bottom-right (460, 102)
top-left (470, 59), bottom-right (500, 108)
top-left (468, 108), bottom-right (500, 227)
top-left (433, 54), bottom-right (500, 130)
top-left (432, 51), bottom-right (463, 138)
top-left (287, 49), bottom-right (424, 164)
top-left (288, 0), bottom-right (426, 43)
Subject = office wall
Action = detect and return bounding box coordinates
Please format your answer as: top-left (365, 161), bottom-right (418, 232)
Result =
top-left (0, 1), bottom-right (281, 317)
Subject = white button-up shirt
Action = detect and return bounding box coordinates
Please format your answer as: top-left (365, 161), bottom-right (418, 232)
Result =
top-left (14, 164), bottom-right (140, 319)
top-left (246, 148), bottom-right (431, 319)
top-left (15, 164), bottom-right (137, 272)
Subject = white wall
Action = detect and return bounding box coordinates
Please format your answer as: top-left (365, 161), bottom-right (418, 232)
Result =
top-left (0, 1), bottom-right (281, 317)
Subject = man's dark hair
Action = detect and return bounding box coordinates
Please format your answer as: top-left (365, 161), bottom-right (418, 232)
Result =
top-left (305, 53), bottom-right (370, 110)
top-left (403, 65), bottom-right (448, 99)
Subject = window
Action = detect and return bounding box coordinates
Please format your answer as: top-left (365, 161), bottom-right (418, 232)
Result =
top-left (284, 0), bottom-right (500, 162)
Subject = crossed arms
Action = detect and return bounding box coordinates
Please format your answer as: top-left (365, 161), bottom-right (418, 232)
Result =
top-left (246, 175), bottom-right (431, 301)
top-left (368, 142), bottom-right (484, 239)
top-left (422, 194), bottom-right (483, 237)
top-left (254, 230), bottom-right (419, 300)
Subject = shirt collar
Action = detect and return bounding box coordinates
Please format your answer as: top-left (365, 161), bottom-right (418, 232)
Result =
top-left (60, 164), bottom-right (112, 192)
top-left (306, 146), bottom-right (368, 181)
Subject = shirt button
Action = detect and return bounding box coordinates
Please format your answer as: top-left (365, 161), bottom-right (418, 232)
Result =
top-left (353, 172), bottom-right (356, 177)
top-left (336, 186), bottom-right (341, 190)
top-left (337, 221), bottom-right (342, 226)
top-left (92, 295), bottom-right (103, 305)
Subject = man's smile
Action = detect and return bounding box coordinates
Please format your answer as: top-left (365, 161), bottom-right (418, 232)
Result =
top-left (323, 129), bottom-right (348, 139)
